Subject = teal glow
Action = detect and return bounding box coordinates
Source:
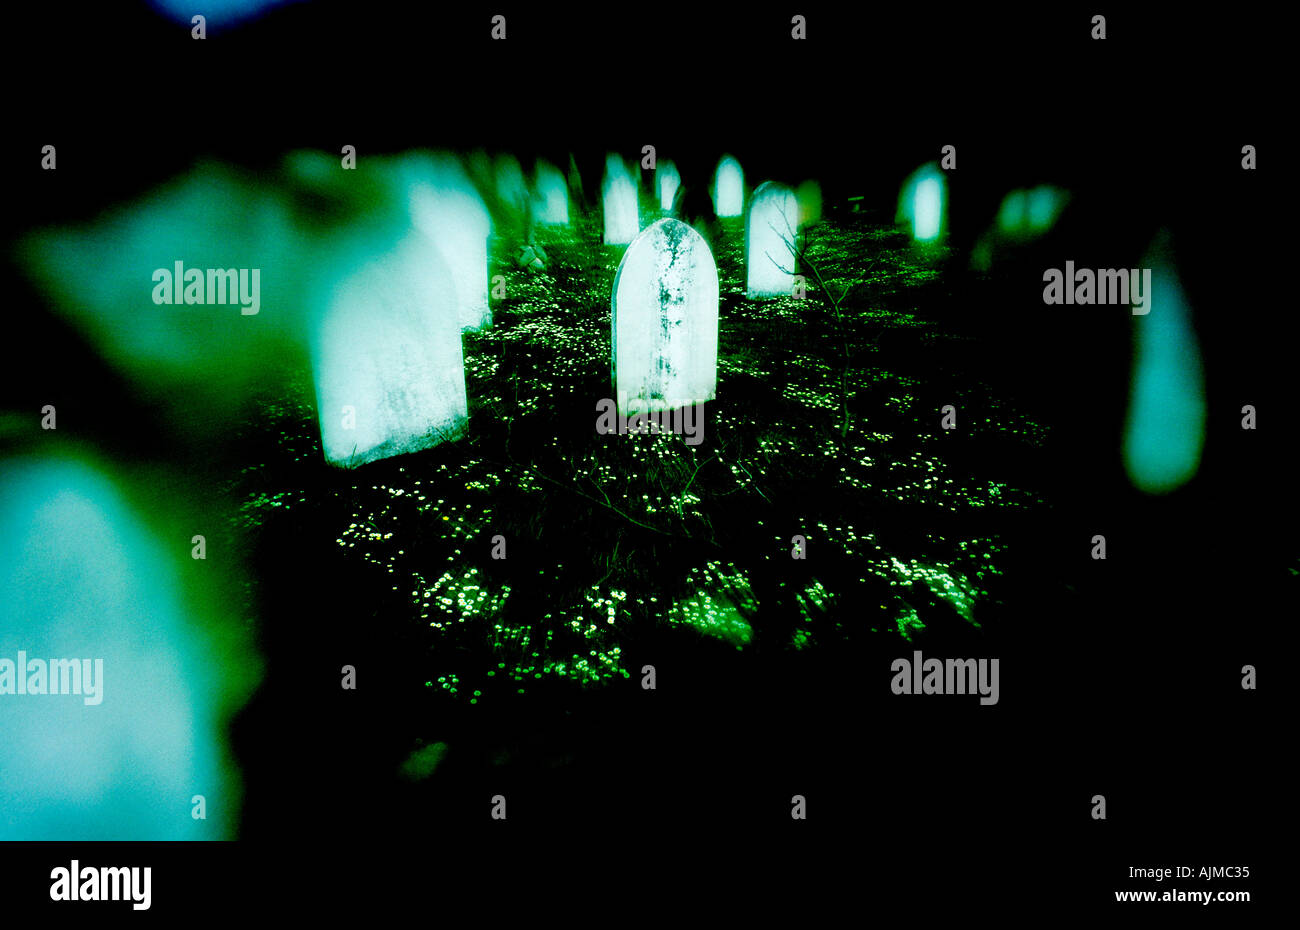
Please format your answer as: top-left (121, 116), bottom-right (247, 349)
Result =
top-left (997, 190), bottom-right (1027, 233)
top-left (404, 154), bottom-right (493, 331)
top-left (20, 151), bottom-right (480, 467)
top-left (613, 218), bottom-right (719, 413)
top-left (657, 161), bottom-right (681, 211)
top-left (531, 159), bottom-right (570, 225)
top-left (602, 154), bottom-right (639, 245)
top-left (712, 155), bottom-right (744, 217)
top-left (1026, 186), bottom-right (1063, 231)
top-left (1122, 236), bottom-right (1206, 494)
top-left (494, 153), bottom-right (528, 214)
top-left (914, 179), bottom-right (941, 240)
top-left (975, 185), bottom-right (1071, 271)
top-left (0, 456), bottom-right (259, 839)
top-left (18, 162), bottom-right (306, 397)
top-left (896, 162), bottom-right (946, 243)
top-left (745, 181), bottom-right (799, 299)
top-left (997, 185), bottom-right (1067, 235)
top-left (150, 0), bottom-right (296, 24)
top-left (310, 222), bottom-right (468, 467)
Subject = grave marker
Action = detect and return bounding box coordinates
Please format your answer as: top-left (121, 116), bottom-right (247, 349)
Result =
top-left (612, 218), bottom-right (719, 415)
top-left (745, 181), bottom-right (799, 299)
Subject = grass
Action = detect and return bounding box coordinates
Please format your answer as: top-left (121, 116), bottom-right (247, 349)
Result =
top-left (230, 204), bottom-right (1052, 725)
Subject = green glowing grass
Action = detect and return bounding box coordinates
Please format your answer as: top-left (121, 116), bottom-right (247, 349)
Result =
top-left (234, 208), bottom-right (1039, 705)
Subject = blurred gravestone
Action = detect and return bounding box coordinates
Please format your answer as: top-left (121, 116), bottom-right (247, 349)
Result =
top-left (311, 228), bottom-right (468, 468)
top-left (712, 154), bottom-right (744, 217)
top-left (0, 455), bottom-right (259, 839)
top-left (657, 161), bottom-right (681, 211)
top-left (602, 154), bottom-right (639, 245)
top-left (494, 153), bottom-right (528, 217)
top-left (407, 156), bottom-right (492, 331)
top-left (612, 218), bottom-right (718, 415)
top-left (531, 159), bottom-right (570, 225)
top-left (796, 179), bottom-right (823, 227)
top-left (897, 161), bottom-right (946, 242)
top-left (17, 161), bottom-right (304, 421)
top-left (745, 181), bottom-right (799, 299)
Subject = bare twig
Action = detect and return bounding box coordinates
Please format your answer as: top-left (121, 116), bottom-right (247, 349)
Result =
top-left (771, 222), bottom-right (854, 443)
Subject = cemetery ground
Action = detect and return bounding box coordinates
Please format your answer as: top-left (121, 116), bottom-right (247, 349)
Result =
top-left (229, 207), bottom-right (1069, 835)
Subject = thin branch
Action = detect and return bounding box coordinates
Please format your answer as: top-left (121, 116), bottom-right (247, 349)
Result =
top-left (510, 458), bottom-right (720, 548)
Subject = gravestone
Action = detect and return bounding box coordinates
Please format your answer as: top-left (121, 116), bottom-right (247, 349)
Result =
top-left (407, 156), bottom-right (492, 331)
top-left (612, 218), bottom-right (718, 415)
top-left (18, 161), bottom-right (303, 418)
top-left (998, 185), bottom-right (1067, 236)
top-left (897, 161), bottom-right (946, 242)
top-left (974, 185), bottom-right (1072, 271)
top-left (745, 181), bottom-right (799, 299)
top-left (531, 159), bottom-right (570, 225)
top-left (0, 455), bottom-right (258, 839)
top-left (494, 153), bottom-right (528, 215)
top-left (17, 151), bottom-right (476, 446)
top-left (465, 149), bottom-right (495, 200)
top-left (657, 161), bottom-right (681, 211)
top-left (311, 227), bottom-right (468, 468)
top-left (602, 154), bottom-right (639, 245)
top-left (796, 179), bottom-right (823, 226)
top-left (1123, 235), bottom-right (1205, 495)
top-left (712, 154), bottom-right (744, 217)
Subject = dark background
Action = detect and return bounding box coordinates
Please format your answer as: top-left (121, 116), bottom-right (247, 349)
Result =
top-left (2, 1), bottom-right (1287, 917)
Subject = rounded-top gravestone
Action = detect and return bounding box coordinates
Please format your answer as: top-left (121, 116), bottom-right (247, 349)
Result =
top-left (712, 154), bottom-right (744, 217)
top-left (612, 217), bottom-right (719, 416)
top-left (745, 181), bottom-right (799, 299)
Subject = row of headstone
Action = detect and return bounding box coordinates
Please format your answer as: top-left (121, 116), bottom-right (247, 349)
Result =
top-left (22, 146), bottom-right (836, 472)
top-left (338, 154), bottom-right (833, 453)
top-left (314, 154), bottom-right (495, 467)
top-left (19, 150), bottom-right (491, 472)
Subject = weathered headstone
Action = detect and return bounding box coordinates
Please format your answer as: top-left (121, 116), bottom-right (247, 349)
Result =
top-left (712, 154), bottom-right (744, 217)
top-left (531, 159), bottom-right (570, 225)
top-left (407, 156), bottom-right (492, 331)
top-left (602, 154), bottom-right (639, 245)
top-left (745, 181), bottom-right (799, 299)
top-left (657, 161), bottom-right (681, 211)
top-left (897, 161), bottom-right (946, 242)
top-left (612, 218), bottom-right (718, 415)
top-left (311, 228), bottom-right (468, 467)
